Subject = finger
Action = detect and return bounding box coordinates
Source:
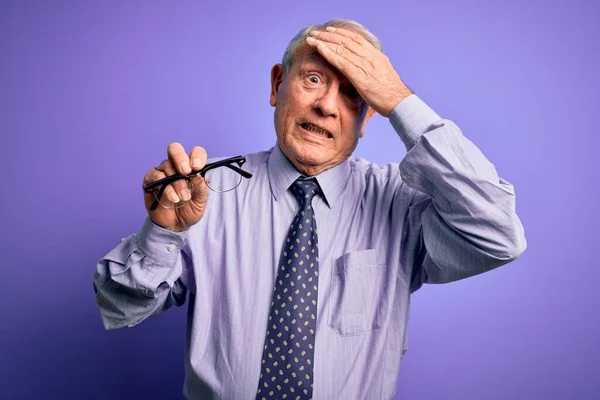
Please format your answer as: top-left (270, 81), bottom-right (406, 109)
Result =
top-left (306, 37), bottom-right (364, 77)
top-left (143, 167), bottom-right (167, 187)
top-left (144, 166), bottom-right (179, 203)
top-left (324, 26), bottom-right (369, 46)
top-left (309, 30), bottom-right (367, 58)
top-left (167, 142), bottom-right (192, 175)
top-left (157, 160), bottom-right (191, 202)
top-left (188, 146), bottom-right (208, 200)
top-left (189, 174), bottom-right (208, 204)
top-left (189, 146), bottom-right (208, 171)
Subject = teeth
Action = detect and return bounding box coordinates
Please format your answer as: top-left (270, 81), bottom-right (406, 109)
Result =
top-left (302, 123), bottom-right (330, 138)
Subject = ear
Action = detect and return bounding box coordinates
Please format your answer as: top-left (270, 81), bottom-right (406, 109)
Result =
top-left (270, 64), bottom-right (286, 107)
top-left (359, 106), bottom-right (376, 138)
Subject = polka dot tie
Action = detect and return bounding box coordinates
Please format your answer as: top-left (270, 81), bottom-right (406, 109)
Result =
top-left (256, 178), bottom-right (321, 400)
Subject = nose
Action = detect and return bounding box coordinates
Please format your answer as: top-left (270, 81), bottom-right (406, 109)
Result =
top-left (313, 83), bottom-right (339, 118)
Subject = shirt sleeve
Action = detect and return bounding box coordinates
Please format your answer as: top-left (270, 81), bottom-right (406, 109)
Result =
top-left (92, 216), bottom-right (190, 330)
top-left (389, 94), bottom-right (527, 292)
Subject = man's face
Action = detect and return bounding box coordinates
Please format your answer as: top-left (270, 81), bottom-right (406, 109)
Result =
top-left (270, 43), bottom-right (373, 176)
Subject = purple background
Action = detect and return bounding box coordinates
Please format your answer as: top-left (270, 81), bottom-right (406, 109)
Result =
top-left (1, 0), bottom-right (598, 399)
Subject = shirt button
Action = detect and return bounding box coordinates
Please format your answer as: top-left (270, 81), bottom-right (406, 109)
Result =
top-left (167, 244), bottom-right (177, 252)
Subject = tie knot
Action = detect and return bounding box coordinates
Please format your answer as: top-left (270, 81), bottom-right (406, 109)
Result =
top-left (291, 178), bottom-right (320, 206)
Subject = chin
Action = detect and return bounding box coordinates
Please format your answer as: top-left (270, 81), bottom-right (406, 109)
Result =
top-left (279, 134), bottom-right (339, 173)
top-left (291, 147), bottom-right (329, 166)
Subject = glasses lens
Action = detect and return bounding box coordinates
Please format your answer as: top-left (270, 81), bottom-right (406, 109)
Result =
top-left (204, 164), bottom-right (243, 192)
top-left (153, 180), bottom-right (194, 209)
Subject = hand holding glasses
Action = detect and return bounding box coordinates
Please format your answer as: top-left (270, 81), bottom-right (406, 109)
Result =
top-left (142, 143), bottom-right (252, 232)
top-left (144, 155), bottom-right (252, 210)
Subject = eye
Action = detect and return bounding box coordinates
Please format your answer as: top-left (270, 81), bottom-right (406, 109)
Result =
top-left (307, 74), bottom-right (321, 84)
top-left (344, 86), bottom-right (363, 107)
top-left (345, 85), bottom-right (360, 99)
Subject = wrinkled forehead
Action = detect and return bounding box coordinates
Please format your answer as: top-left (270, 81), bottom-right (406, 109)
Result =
top-left (292, 42), bottom-right (325, 66)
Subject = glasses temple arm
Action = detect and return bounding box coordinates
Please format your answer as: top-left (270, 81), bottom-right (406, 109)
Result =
top-left (225, 164), bottom-right (253, 178)
top-left (149, 184), bottom-right (167, 211)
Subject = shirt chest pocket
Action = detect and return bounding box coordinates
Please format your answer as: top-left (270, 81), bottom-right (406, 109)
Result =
top-left (328, 248), bottom-right (388, 336)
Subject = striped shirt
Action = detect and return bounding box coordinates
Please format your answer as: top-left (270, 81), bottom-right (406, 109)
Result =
top-left (93, 94), bottom-right (526, 399)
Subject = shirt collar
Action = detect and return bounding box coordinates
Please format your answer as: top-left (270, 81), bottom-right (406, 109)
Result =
top-left (267, 142), bottom-right (351, 208)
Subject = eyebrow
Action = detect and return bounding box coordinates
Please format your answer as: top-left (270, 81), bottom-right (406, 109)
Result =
top-left (303, 51), bottom-right (323, 62)
top-left (300, 54), bottom-right (355, 86)
top-left (300, 52), bottom-right (331, 68)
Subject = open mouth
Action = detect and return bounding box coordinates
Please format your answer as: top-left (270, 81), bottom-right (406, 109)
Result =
top-left (300, 123), bottom-right (333, 139)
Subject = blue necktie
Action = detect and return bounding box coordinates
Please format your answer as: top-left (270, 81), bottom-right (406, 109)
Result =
top-left (256, 178), bottom-right (321, 400)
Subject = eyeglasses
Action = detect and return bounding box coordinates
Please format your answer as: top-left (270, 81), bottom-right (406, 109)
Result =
top-left (143, 155), bottom-right (253, 210)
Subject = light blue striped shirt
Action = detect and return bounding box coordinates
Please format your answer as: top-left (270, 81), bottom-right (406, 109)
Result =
top-left (94, 94), bottom-right (526, 399)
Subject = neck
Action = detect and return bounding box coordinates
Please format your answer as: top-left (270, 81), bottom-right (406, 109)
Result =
top-left (277, 143), bottom-right (349, 177)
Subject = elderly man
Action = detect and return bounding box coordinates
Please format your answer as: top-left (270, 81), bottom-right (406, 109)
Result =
top-left (94, 19), bottom-right (526, 400)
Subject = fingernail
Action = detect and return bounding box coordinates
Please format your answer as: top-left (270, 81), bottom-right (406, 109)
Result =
top-left (169, 192), bottom-right (180, 203)
top-left (306, 37), bottom-right (317, 43)
top-left (325, 26), bottom-right (336, 32)
top-left (191, 158), bottom-right (202, 169)
top-left (180, 161), bottom-right (191, 174)
top-left (180, 188), bottom-right (191, 201)
top-left (310, 30), bottom-right (321, 36)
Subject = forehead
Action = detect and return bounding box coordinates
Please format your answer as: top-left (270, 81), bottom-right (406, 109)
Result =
top-left (291, 43), bottom-right (347, 79)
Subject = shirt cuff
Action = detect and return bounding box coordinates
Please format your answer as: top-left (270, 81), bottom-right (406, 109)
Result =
top-left (137, 216), bottom-right (187, 266)
top-left (389, 94), bottom-right (443, 152)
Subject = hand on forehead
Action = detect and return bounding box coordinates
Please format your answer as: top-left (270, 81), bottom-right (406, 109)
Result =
top-left (303, 25), bottom-right (410, 117)
top-left (293, 44), bottom-right (352, 84)
top-left (300, 26), bottom-right (373, 78)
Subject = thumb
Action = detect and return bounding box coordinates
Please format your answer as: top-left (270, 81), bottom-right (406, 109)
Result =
top-left (190, 176), bottom-right (208, 204)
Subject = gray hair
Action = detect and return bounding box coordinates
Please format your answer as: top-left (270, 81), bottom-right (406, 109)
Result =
top-left (281, 19), bottom-right (383, 72)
